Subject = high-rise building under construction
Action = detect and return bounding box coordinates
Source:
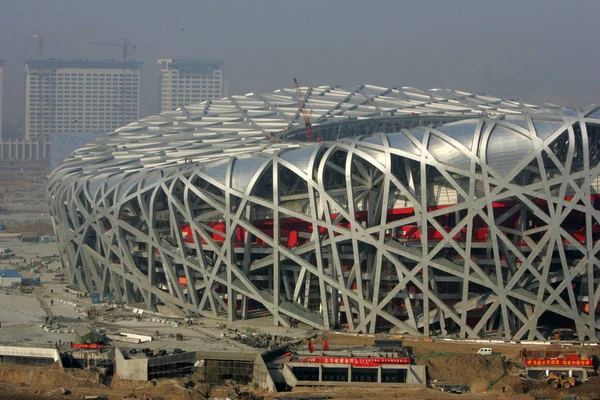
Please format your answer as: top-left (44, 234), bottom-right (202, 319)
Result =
top-left (0, 60), bottom-right (4, 139)
top-left (157, 59), bottom-right (226, 112)
top-left (24, 59), bottom-right (142, 139)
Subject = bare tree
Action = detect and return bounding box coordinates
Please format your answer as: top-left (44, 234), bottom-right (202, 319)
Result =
top-left (195, 378), bottom-right (219, 400)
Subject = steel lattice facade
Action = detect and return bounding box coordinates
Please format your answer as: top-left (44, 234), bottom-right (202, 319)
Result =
top-left (48, 85), bottom-right (600, 340)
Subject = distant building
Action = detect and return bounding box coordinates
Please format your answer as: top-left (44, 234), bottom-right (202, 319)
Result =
top-left (20, 233), bottom-right (39, 243)
top-left (157, 59), bottom-right (227, 112)
top-left (0, 60), bottom-right (4, 139)
top-left (75, 326), bottom-right (104, 344)
top-left (24, 59), bottom-right (142, 140)
top-left (0, 269), bottom-right (22, 287)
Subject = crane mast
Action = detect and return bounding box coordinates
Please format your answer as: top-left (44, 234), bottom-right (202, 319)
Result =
top-left (28, 30), bottom-right (81, 138)
top-left (293, 77), bottom-right (314, 142)
top-left (90, 38), bottom-right (137, 127)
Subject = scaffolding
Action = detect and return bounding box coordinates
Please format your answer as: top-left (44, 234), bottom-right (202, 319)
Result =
top-left (202, 359), bottom-right (254, 383)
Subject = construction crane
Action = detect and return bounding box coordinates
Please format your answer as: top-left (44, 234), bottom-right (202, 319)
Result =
top-left (27, 30), bottom-right (91, 138)
top-left (27, 30), bottom-right (83, 61)
top-left (27, 31), bottom-right (63, 138)
top-left (90, 38), bottom-right (136, 62)
top-left (293, 77), bottom-right (315, 142)
top-left (91, 38), bottom-right (137, 127)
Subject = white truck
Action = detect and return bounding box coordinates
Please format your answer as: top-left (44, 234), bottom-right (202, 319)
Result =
top-left (0, 248), bottom-right (15, 259)
top-left (477, 348), bottom-right (493, 356)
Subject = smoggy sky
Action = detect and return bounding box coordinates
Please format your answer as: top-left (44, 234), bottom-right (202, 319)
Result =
top-left (0, 0), bottom-right (598, 121)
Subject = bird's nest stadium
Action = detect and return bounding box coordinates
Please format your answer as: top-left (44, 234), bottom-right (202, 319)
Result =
top-left (48, 84), bottom-right (600, 341)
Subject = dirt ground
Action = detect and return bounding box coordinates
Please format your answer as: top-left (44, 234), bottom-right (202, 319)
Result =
top-left (1, 334), bottom-right (600, 400)
top-left (0, 162), bottom-right (49, 210)
top-left (0, 363), bottom-right (213, 400)
top-left (305, 333), bottom-right (600, 399)
top-left (271, 386), bottom-right (534, 400)
top-left (1, 163), bottom-right (599, 399)
top-left (316, 332), bottom-right (600, 359)
top-left (4, 223), bottom-right (54, 234)
top-left (0, 362), bottom-right (529, 400)
top-left (0, 161), bottom-right (52, 234)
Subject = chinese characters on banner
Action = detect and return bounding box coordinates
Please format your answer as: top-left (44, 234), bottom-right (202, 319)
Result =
top-left (524, 359), bottom-right (592, 367)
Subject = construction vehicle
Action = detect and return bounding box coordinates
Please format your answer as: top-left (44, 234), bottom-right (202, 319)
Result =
top-left (546, 372), bottom-right (575, 389)
top-left (551, 328), bottom-right (574, 340)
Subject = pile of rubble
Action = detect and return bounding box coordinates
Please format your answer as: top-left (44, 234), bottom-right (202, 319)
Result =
top-left (225, 328), bottom-right (295, 349)
top-left (41, 316), bottom-right (74, 335)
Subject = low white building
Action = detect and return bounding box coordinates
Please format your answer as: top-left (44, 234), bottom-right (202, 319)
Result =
top-left (0, 269), bottom-right (22, 287)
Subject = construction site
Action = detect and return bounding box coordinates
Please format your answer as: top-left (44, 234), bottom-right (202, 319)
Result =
top-left (1, 0), bottom-right (599, 393)
top-left (0, 164), bottom-right (599, 400)
top-left (2, 77), bottom-right (600, 399)
top-left (2, 115), bottom-right (600, 400)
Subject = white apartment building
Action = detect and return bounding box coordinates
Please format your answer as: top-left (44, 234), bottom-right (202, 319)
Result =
top-left (25, 59), bottom-right (142, 139)
top-left (158, 59), bottom-right (227, 112)
top-left (0, 60), bottom-right (4, 139)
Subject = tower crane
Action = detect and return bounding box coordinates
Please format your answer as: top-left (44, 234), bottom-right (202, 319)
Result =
top-left (293, 77), bottom-right (315, 142)
top-left (26, 29), bottom-right (92, 138)
top-left (90, 38), bottom-right (136, 62)
top-left (90, 38), bottom-right (137, 127)
top-left (27, 30), bottom-right (87, 62)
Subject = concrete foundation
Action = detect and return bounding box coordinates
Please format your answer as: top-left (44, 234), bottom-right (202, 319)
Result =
top-left (0, 345), bottom-right (61, 367)
top-left (115, 348), bottom-right (147, 381)
top-left (114, 347), bottom-right (196, 381)
top-left (288, 362), bottom-right (425, 386)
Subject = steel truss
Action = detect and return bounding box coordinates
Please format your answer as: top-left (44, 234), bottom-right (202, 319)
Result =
top-left (48, 85), bottom-right (600, 340)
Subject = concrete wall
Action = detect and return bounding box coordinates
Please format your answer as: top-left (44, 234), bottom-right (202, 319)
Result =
top-left (252, 354), bottom-right (276, 392)
top-left (120, 332), bottom-right (152, 342)
top-left (0, 277), bottom-right (21, 287)
top-left (405, 365), bottom-right (426, 385)
top-left (0, 345), bottom-right (60, 362)
top-left (282, 364), bottom-right (298, 388)
top-left (106, 334), bottom-right (140, 344)
top-left (114, 348), bottom-right (148, 381)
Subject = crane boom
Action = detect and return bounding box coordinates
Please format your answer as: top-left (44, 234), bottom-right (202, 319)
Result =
top-left (293, 77), bottom-right (314, 142)
top-left (90, 38), bottom-right (136, 61)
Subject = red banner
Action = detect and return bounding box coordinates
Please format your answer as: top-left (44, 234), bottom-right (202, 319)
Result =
top-left (71, 343), bottom-right (106, 349)
top-left (299, 356), bottom-right (411, 366)
top-left (525, 358), bottom-right (592, 367)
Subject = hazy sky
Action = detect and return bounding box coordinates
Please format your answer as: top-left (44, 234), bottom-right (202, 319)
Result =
top-left (0, 0), bottom-right (598, 120)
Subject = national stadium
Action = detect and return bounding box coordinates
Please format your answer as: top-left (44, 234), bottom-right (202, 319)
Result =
top-left (47, 84), bottom-right (600, 341)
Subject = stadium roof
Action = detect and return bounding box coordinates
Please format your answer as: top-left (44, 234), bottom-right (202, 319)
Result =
top-left (49, 84), bottom-right (599, 192)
